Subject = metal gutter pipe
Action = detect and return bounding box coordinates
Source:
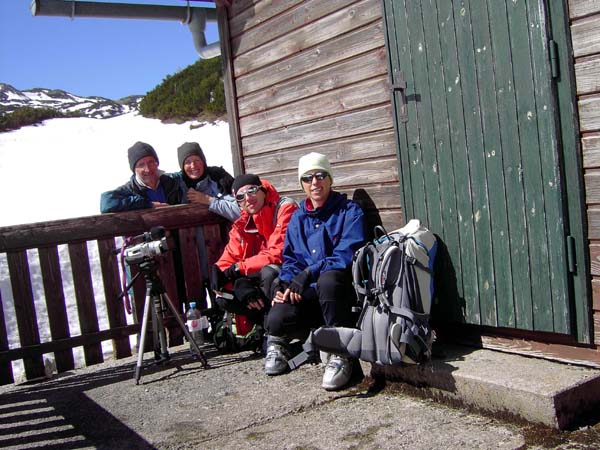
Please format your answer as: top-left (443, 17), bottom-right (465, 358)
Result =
top-left (30, 0), bottom-right (221, 58)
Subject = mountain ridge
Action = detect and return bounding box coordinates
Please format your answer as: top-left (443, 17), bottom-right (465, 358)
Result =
top-left (0, 82), bottom-right (143, 119)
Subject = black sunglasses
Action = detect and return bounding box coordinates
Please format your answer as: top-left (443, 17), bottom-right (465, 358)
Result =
top-left (235, 185), bottom-right (261, 202)
top-left (300, 171), bottom-right (329, 184)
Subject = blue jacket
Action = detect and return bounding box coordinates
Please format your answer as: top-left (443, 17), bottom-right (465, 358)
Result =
top-left (279, 191), bottom-right (366, 283)
top-left (168, 167), bottom-right (240, 222)
top-left (100, 174), bottom-right (182, 213)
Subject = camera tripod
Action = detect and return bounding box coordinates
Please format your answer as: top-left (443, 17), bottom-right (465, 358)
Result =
top-left (127, 258), bottom-right (208, 384)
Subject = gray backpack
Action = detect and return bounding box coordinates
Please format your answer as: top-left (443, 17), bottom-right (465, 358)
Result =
top-left (291, 220), bottom-right (437, 367)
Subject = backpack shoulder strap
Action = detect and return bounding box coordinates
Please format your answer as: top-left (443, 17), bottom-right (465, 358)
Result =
top-left (352, 243), bottom-right (371, 300)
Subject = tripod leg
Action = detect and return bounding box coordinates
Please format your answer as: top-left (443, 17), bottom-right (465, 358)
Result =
top-left (134, 294), bottom-right (152, 384)
top-left (154, 295), bottom-right (170, 362)
top-left (161, 292), bottom-right (208, 368)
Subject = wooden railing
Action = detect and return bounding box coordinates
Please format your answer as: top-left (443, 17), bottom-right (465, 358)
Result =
top-left (0, 205), bottom-right (228, 385)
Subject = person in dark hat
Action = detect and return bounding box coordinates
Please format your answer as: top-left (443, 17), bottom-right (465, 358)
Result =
top-left (168, 142), bottom-right (239, 303)
top-left (211, 173), bottom-right (298, 339)
top-left (168, 142), bottom-right (239, 222)
top-left (100, 141), bottom-right (182, 213)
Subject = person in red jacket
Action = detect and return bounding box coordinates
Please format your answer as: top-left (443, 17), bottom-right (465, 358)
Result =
top-left (211, 174), bottom-right (297, 329)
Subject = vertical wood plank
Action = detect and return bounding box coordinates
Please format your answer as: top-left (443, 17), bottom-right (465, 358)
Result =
top-left (68, 242), bottom-right (103, 366)
top-left (177, 227), bottom-right (205, 307)
top-left (38, 246), bottom-right (75, 373)
top-left (381, 0), bottom-right (413, 224)
top-left (97, 238), bottom-right (132, 360)
top-left (7, 251), bottom-right (44, 380)
top-left (507, 0), bottom-right (553, 332)
top-left (393, 0), bottom-right (427, 225)
top-left (204, 224), bottom-right (227, 270)
top-left (420, 0), bottom-right (463, 310)
top-left (130, 264), bottom-right (147, 325)
top-left (470, 0), bottom-right (510, 327)
top-left (0, 287), bottom-right (14, 385)
top-left (525, 0), bottom-right (570, 334)
top-left (435, 0), bottom-right (477, 315)
top-left (218, 3), bottom-right (244, 176)
top-left (454, 0), bottom-right (496, 325)
top-left (157, 251), bottom-right (184, 347)
top-left (487, 0), bottom-right (533, 330)
top-left (404, 1), bottom-right (443, 235)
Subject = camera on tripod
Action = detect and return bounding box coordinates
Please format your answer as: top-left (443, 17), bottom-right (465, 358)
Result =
top-left (123, 226), bottom-right (169, 266)
top-left (115, 225), bottom-right (209, 383)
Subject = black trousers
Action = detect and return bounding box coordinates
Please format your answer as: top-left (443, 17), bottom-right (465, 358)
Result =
top-left (215, 264), bottom-right (280, 326)
top-left (265, 269), bottom-right (356, 339)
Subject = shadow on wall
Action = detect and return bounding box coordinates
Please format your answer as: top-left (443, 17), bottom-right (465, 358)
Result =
top-left (431, 235), bottom-right (466, 327)
top-left (352, 188), bottom-right (383, 242)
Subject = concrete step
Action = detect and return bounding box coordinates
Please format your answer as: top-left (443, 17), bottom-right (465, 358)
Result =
top-left (370, 343), bottom-right (600, 429)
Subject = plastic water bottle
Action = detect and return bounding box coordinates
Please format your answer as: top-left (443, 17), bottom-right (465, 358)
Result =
top-left (186, 302), bottom-right (204, 346)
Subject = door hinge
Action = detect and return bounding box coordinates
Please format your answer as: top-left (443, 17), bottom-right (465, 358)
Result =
top-left (566, 235), bottom-right (576, 273)
top-left (549, 39), bottom-right (559, 79)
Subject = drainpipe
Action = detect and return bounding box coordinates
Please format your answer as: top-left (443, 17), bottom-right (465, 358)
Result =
top-left (30, 0), bottom-right (221, 59)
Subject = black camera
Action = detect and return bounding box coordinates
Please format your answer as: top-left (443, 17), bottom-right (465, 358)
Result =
top-left (123, 226), bottom-right (169, 266)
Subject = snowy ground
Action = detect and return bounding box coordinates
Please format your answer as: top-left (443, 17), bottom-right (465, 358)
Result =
top-left (0, 112), bottom-right (231, 381)
top-left (0, 112), bottom-right (232, 226)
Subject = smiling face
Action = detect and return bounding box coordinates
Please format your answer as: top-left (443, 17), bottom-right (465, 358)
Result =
top-left (235, 184), bottom-right (266, 215)
top-left (301, 170), bottom-right (332, 208)
top-left (134, 156), bottom-right (160, 188)
top-left (183, 155), bottom-right (205, 180)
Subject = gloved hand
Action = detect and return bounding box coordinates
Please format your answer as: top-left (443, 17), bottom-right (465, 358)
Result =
top-left (273, 278), bottom-right (289, 294)
top-left (223, 263), bottom-right (241, 281)
top-left (290, 268), bottom-right (311, 294)
top-left (211, 265), bottom-right (228, 291)
top-left (234, 278), bottom-right (260, 305)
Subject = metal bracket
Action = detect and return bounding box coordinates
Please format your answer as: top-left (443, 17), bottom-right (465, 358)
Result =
top-left (391, 71), bottom-right (408, 123)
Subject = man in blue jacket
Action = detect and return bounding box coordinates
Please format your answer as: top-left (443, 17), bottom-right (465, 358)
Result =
top-left (100, 141), bottom-right (182, 213)
top-left (265, 152), bottom-right (366, 391)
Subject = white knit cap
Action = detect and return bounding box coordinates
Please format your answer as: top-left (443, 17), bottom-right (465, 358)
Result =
top-left (298, 152), bottom-right (333, 186)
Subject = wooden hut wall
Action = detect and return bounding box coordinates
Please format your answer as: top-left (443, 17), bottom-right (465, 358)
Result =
top-left (572, 1), bottom-right (600, 345)
top-left (221, 0), bottom-right (400, 230)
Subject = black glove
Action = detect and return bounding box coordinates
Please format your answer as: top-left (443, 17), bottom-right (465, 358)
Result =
top-left (211, 265), bottom-right (228, 291)
top-left (290, 268), bottom-right (311, 294)
top-left (223, 263), bottom-right (241, 281)
top-left (234, 278), bottom-right (261, 305)
top-left (273, 279), bottom-right (289, 294)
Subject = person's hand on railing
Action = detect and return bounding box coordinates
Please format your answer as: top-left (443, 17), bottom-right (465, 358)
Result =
top-left (151, 201), bottom-right (169, 208)
top-left (187, 189), bottom-right (213, 206)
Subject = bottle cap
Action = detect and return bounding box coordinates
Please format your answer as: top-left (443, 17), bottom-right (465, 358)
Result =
top-left (190, 302), bottom-right (196, 309)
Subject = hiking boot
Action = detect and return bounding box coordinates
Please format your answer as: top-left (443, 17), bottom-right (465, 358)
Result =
top-left (322, 354), bottom-right (352, 391)
top-left (264, 337), bottom-right (290, 376)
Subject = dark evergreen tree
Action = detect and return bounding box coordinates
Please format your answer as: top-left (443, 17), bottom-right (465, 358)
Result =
top-left (139, 57), bottom-right (226, 122)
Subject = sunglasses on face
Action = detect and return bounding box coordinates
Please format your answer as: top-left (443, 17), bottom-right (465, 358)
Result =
top-left (235, 185), bottom-right (261, 202)
top-left (300, 171), bottom-right (329, 184)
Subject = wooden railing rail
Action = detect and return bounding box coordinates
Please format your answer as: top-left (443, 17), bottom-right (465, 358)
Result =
top-left (0, 205), bottom-right (228, 385)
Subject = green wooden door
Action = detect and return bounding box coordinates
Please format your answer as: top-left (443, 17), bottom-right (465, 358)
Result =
top-left (382, 0), bottom-right (588, 337)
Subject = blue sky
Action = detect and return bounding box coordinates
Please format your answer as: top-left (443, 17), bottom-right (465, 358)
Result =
top-left (0, 1), bottom-right (219, 99)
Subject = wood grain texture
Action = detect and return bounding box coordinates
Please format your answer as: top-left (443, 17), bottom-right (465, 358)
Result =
top-left (569, 0), bottom-right (600, 20)
top-left (575, 54), bottom-right (600, 95)
top-left (579, 94), bottom-right (600, 132)
top-left (571, 15), bottom-right (600, 58)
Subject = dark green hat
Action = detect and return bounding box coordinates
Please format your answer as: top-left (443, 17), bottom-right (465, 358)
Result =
top-left (128, 141), bottom-right (158, 172)
top-left (177, 142), bottom-right (206, 170)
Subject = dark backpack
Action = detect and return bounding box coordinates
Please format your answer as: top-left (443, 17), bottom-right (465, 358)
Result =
top-left (212, 311), bottom-right (264, 354)
top-left (291, 220), bottom-right (437, 367)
